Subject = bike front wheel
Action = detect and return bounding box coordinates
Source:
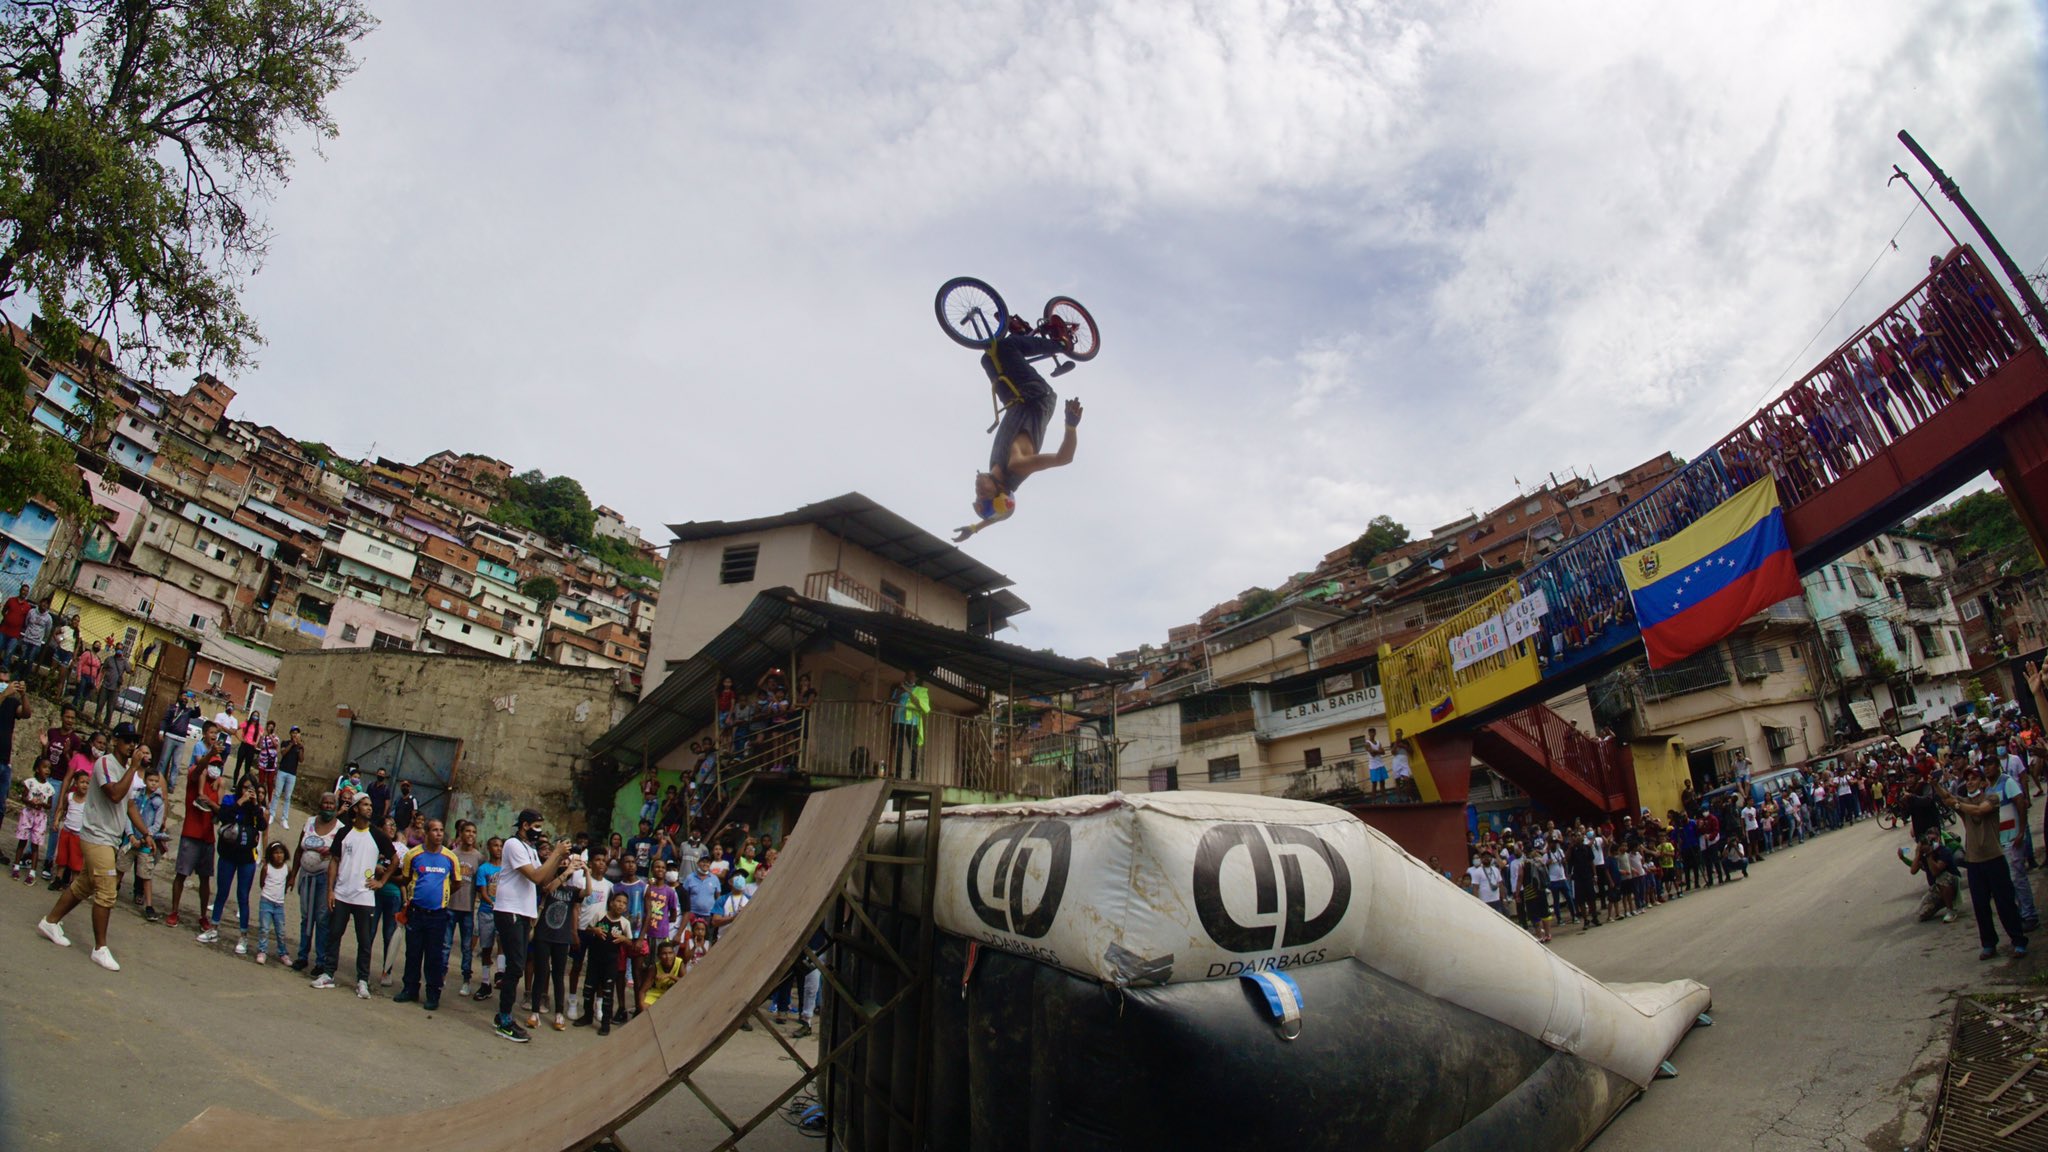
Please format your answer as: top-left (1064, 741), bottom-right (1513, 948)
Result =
top-left (1042, 296), bottom-right (1099, 361)
top-left (936, 277), bottom-right (1008, 348)
top-left (1879, 810), bottom-right (1900, 831)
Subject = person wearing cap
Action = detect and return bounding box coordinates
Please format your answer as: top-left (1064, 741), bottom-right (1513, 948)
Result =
top-left (273, 726), bottom-right (304, 830)
top-left (368, 769), bottom-right (391, 825)
top-left (491, 807), bottom-right (573, 1043)
top-left (157, 692), bottom-right (200, 789)
top-left (34, 722), bottom-right (154, 971)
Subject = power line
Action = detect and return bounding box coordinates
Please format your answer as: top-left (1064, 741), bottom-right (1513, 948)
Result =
top-left (1749, 204), bottom-right (1923, 410)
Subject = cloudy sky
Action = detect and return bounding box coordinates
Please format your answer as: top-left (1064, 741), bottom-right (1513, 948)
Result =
top-left (230, 0), bottom-right (2048, 658)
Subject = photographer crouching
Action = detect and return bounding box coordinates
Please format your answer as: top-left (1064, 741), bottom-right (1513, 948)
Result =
top-left (1898, 830), bottom-right (1959, 924)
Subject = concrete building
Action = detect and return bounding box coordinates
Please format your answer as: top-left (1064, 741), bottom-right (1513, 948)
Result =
top-left (1612, 602), bottom-right (1825, 794)
top-left (642, 493), bottom-right (1028, 696)
top-left (269, 650), bottom-right (631, 832)
top-left (1801, 530), bottom-right (1972, 735)
top-left (593, 505), bottom-right (639, 543)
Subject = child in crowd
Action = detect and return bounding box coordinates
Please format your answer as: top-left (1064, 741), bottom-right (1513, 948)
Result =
top-left (643, 938), bottom-right (684, 1009)
top-left (683, 916), bottom-right (711, 974)
top-left (253, 840), bottom-right (292, 965)
top-left (50, 769), bottom-right (87, 890)
top-left (641, 870), bottom-right (680, 1013)
top-left (582, 890), bottom-right (633, 1036)
top-left (12, 760), bottom-right (53, 883)
top-left (614, 855), bottom-right (649, 1015)
top-left (471, 837), bottom-right (501, 1002)
top-left (124, 770), bottom-right (168, 920)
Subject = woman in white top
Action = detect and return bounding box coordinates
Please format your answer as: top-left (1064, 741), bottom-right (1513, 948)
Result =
top-left (286, 799), bottom-right (343, 972)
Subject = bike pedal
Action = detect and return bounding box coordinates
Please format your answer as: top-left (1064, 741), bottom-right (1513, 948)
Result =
top-left (1050, 360), bottom-right (1075, 378)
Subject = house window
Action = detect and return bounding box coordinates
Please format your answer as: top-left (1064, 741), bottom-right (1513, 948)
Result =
top-left (1951, 630), bottom-right (1963, 653)
top-left (880, 580), bottom-right (907, 612)
top-left (1915, 625), bottom-right (1940, 659)
top-left (189, 614), bottom-right (205, 630)
top-left (1303, 748), bottom-right (1323, 771)
top-left (91, 575), bottom-right (110, 591)
top-left (1961, 599), bottom-right (1983, 621)
top-left (1348, 735), bottom-right (1368, 755)
top-left (371, 631), bottom-right (412, 651)
top-left (1892, 540), bottom-right (1907, 559)
top-left (719, 544), bottom-right (759, 585)
top-left (1847, 567), bottom-right (1876, 599)
top-left (207, 669), bottom-right (225, 689)
top-left (340, 623), bottom-right (360, 643)
top-left (1207, 755), bottom-right (1242, 783)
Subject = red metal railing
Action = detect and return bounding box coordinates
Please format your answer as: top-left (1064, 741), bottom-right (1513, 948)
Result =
top-left (1514, 245), bottom-right (2035, 673)
top-left (1490, 703), bottom-right (1631, 809)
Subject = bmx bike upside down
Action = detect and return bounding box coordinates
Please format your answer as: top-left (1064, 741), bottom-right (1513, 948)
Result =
top-left (934, 276), bottom-right (1100, 365)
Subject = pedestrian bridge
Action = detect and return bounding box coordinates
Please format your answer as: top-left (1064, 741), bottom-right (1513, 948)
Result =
top-left (1375, 246), bottom-right (2048, 825)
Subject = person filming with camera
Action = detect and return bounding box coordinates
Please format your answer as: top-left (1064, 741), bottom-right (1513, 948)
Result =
top-left (490, 807), bottom-right (573, 1043)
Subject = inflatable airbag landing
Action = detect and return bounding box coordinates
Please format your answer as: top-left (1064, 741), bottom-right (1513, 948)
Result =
top-left (929, 937), bottom-right (1642, 1152)
top-left (899, 791), bottom-right (1709, 1088)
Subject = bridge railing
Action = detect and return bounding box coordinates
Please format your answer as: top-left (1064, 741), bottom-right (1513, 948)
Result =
top-left (1385, 245), bottom-right (2036, 730)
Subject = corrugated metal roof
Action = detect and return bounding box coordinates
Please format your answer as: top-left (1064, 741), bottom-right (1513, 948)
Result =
top-left (589, 588), bottom-right (1113, 768)
top-left (666, 493), bottom-right (1020, 600)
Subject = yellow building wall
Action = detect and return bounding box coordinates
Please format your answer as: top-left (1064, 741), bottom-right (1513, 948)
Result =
top-left (1630, 737), bottom-right (1690, 821)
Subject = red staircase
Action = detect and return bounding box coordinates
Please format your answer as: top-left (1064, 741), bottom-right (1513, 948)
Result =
top-left (1472, 704), bottom-right (1635, 818)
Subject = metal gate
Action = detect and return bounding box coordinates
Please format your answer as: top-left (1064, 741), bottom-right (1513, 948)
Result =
top-left (343, 724), bottom-right (461, 823)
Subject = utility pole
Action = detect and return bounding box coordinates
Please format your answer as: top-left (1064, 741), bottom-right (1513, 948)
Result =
top-left (1898, 130), bottom-right (2048, 338)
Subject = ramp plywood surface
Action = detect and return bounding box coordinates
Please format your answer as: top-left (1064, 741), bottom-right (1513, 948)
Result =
top-left (154, 779), bottom-right (888, 1152)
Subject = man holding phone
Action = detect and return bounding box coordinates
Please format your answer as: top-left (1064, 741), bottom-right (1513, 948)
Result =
top-left (492, 807), bottom-right (572, 1043)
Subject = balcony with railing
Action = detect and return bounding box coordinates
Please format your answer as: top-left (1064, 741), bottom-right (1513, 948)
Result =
top-left (802, 570), bottom-right (923, 622)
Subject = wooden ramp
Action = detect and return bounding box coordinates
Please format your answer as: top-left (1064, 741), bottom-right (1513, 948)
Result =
top-left (155, 779), bottom-right (890, 1152)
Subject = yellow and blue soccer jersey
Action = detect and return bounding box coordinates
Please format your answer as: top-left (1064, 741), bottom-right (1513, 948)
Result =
top-left (403, 845), bottom-right (462, 910)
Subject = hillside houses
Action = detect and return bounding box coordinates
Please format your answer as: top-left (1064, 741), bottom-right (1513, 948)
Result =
top-left (0, 323), bottom-right (662, 711)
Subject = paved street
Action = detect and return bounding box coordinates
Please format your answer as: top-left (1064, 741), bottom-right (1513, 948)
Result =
top-left (0, 800), bottom-right (2032, 1151)
top-left (0, 816), bottom-right (817, 1151)
top-left (1554, 815), bottom-right (2041, 1152)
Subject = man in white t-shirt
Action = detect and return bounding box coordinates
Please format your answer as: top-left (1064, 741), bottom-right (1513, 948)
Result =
top-left (313, 794), bottom-right (397, 998)
top-left (1390, 732), bottom-right (1414, 797)
top-left (35, 723), bottom-right (152, 972)
top-left (491, 807), bottom-right (571, 1043)
top-left (1466, 853), bottom-right (1504, 914)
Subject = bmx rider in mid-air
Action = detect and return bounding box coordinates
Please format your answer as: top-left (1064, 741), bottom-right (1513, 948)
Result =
top-left (954, 315), bottom-right (1084, 542)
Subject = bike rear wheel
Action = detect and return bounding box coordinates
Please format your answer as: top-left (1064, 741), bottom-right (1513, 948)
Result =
top-left (1879, 809), bottom-right (1900, 831)
top-left (1042, 296), bottom-right (1099, 361)
top-left (936, 277), bottom-right (1008, 348)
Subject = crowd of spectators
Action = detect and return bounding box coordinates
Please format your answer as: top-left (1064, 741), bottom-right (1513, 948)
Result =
top-left (1458, 747), bottom-right (1911, 943)
top-left (6, 706), bottom-right (812, 1045)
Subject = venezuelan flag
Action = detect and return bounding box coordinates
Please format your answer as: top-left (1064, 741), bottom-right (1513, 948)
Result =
top-left (1619, 478), bottom-right (1800, 668)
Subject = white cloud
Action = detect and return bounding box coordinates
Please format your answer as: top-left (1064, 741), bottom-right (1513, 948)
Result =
top-left (226, 0), bottom-right (2048, 658)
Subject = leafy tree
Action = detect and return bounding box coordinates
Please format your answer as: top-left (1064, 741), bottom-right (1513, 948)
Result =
top-left (0, 0), bottom-right (374, 514)
top-left (1239, 587), bottom-right (1280, 618)
top-left (519, 575), bottom-right (560, 605)
top-left (491, 468), bottom-right (596, 546)
top-left (1918, 490), bottom-right (2040, 572)
top-left (1347, 514), bottom-right (1411, 568)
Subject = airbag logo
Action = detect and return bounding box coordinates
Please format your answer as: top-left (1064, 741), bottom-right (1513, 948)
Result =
top-left (1193, 823), bottom-right (1351, 953)
top-left (966, 820), bottom-right (1071, 939)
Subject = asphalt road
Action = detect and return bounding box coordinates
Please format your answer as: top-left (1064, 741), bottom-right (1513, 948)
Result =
top-left (0, 817), bottom-right (819, 1151)
top-left (1552, 814), bottom-right (2040, 1152)
top-left (0, 793), bottom-right (2027, 1151)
